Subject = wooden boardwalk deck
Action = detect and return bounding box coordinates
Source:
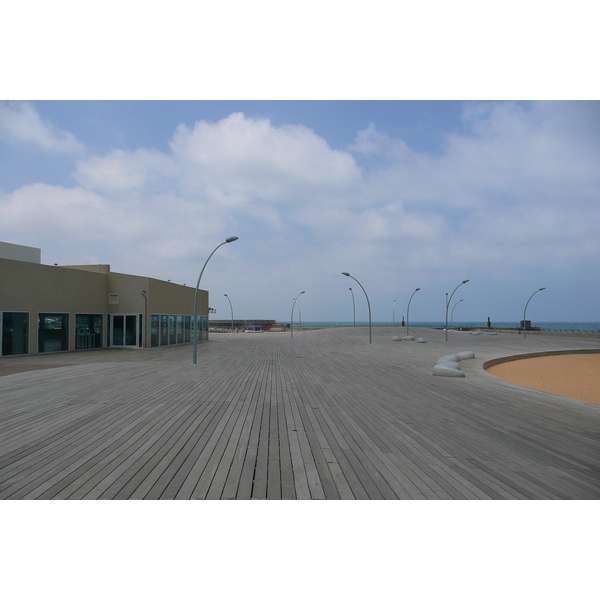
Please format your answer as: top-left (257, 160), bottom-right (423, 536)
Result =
top-left (1, 327), bottom-right (599, 499)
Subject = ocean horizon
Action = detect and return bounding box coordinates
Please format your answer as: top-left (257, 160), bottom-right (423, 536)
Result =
top-left (289, 321), bottom-right (600, 333)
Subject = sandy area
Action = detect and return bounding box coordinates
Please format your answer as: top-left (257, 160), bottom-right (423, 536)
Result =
top-left (487, 353), bottom-right (600, 405)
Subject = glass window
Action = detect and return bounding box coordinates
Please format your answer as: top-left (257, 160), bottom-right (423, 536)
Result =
top-left (160, 315), bottom-right (168, 346)
top-left (176, 315), bottom-right (183, 344)
top-left (75, 314), bottom-right (103, 349)
top-left (169, 315), bottom-right (176, 345)
top-left (2, 312), bottom-right (29, 356)
top-left (112, 314), bottom-right (124, 346)
top-left (151, 314), bottom-right (159, 347)
top-left (184, 316), bottom-right (191, 343)
top-left (125, 315), bottom-right (137, 346)
top-left (196, 315), bottom-right (208, 341)
top-left (38, 313), bottom-right (69, 353)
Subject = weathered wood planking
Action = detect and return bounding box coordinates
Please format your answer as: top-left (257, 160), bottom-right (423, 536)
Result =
top-left (0, 327), bottom-right (599, 499)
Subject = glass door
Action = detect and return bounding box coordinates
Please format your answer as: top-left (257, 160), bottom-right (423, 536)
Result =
top-left (111, 314), bottom-right (139, 347)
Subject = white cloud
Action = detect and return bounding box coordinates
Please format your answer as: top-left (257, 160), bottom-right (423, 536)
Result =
top-left (169, 112), bottom-right (362, 203)
top-left (0, 101), bottom-right (85, 153)
top-left (73, 148), bottom-right (176, 194)
top-left (355, 101), bottom-right (600, 213)
top-left (1, 103), bottom-right (599, 320)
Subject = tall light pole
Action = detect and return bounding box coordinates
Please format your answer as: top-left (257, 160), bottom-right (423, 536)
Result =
top-left (342, 272), bottom-right (372, 343)
top-left (406, 288), bottom-right (420, 336)
top-left (523, 287), bottom-right (546, 339)
top-left (290, 291), bottom-right (305, 338)
top-left (224, 293), bottom-right (234, 333)
top-left (450, 299), bottom-right (463, 329)
top-left (192, 236), bottom-right (239, 364)
top-left (349, 288), bottom-right (356, 327)
top-left (445, 279), bottom-right (469, 341)
top-left (392, 299), bottom-right (396, 326)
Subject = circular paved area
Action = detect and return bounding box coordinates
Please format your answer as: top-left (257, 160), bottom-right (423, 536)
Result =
top-left (486, 352), bottom-right (600, 405)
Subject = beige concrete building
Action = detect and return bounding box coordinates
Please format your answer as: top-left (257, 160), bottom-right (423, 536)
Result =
top-left (0, 242), bottom-right (209, 356)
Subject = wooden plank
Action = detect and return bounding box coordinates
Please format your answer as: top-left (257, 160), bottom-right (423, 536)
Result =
top-left (0, 328), bottom-right (599, 500)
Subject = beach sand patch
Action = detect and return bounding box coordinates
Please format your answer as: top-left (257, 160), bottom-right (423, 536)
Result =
top-left (487, 353), bottom-right (600, 405)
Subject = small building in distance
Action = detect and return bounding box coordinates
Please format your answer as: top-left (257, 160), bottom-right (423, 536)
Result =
top-left (209, 319), bottom-right (277, 333)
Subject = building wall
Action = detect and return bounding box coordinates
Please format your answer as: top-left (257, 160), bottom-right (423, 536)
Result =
top-left (1, 256), bottom-right (209, 355)
top-left (107, 271), bottom-right (150, 315)
top-left (0, 241), bottom-right (41, 263)
top-left (147, 278), bottom-right (205, 316)
top-left (1, 257), bottom-right (108, 353)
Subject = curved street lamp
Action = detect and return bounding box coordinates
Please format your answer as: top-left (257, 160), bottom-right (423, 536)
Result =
top-left (406, 288), bottom-right (420, 336)
top-left (192, 236), bottom-right (239, 364)
top-left (523, 287), bottom-right (546, 339)
top-left (445, 279), bottom-right (469, 341)
top-left (290, 291), bottom-right (305, 338)
top-left (224, 293), bottom-right (234, 333)
top-left (349, 288), bottom-right (356, 328)
top-left (342, 272), bottom-right (372, 343)
top-left (450, 299), bottom-right (463, 329)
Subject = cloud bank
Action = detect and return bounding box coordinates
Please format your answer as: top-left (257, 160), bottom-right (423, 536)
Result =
top-left (0, 101), bottom-right (85, 154)
top-left (1, 101), bottom-right (599, 322)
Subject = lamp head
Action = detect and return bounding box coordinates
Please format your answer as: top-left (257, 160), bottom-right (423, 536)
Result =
top-left (224, 293), bottom-right (228, 297)
top-left (301, 291), bottom-right (305, 294)
top-left (539, 287), bottom-right (546, 291)
top-left (225, 236), bottom-right (239, 243)
top-left (462, 279), bottom-right (469, 284)
top-left (342, 272), bottom-right (350, 277)
top-left (416, 288), bottom-right (421, 291)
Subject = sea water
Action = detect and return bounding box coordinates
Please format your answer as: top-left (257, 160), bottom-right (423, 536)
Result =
top-left (294, 321), bottom-right (600, 333)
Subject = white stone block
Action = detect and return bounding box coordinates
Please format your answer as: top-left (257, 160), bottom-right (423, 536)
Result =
top-left (433, 364), bottom-right (466, 377)
top-left (438, 355), bottom-right (459, 363)
top-left (438, 361), bottom-right (461, 370)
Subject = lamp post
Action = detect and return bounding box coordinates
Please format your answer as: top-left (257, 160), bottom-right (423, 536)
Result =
top-left (349, 288), bottom-right (356, 327)
top-left (224, 293), bottom-right (234, 333)
top-left (406, 288), bottom-right (420, 336)
top-left (342, 272), bottom-right (372, 343)
top-left (445, 279), bottom-right (469, 341)
top-left (290, 291), bottom-right (305, 338)
top-left (192, 236), bottom-right (239, 364)
top-left (523, 287), bottom-right (546, 339)
top-left (450, 299), bottom-right (463, 329)
top-left (392, 299), bottom-right (396, 326)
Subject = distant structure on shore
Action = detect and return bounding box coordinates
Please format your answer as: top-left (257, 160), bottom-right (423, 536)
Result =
top-left (209, 319), bottom-right (280, 332)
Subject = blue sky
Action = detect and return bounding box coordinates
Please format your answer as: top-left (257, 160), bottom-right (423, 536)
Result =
top-left (1, 100), bottom-right (599, 324)
top-left (1, 4), bottom-right (599, 325)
